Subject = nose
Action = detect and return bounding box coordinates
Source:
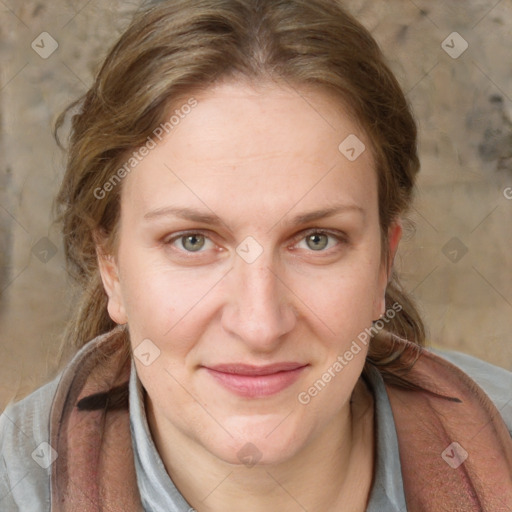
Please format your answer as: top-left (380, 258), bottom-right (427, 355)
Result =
top-left (220, 248), bottom-right (297, 352)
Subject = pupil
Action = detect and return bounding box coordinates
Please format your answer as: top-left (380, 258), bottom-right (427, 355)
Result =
top-left (308, 233), bottom-right (327, 251)
top-left (184, 235), bottom-right (204, 251)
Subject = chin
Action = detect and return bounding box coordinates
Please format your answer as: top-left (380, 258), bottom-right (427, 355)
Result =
top-left (214, 441), bottom-right (300, 468)
top-left (204, 414), bottom-right (310, 467)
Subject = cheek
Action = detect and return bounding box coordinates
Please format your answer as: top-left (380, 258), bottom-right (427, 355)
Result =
top-left (118, 248), bottom-right (226, 352)
top-left (291, 252), bottom-right (382, 338)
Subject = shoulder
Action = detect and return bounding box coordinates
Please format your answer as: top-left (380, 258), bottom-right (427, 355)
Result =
top-left (428, 346), bottom-right (512, 435)
top-left (0, 375), bottom-right (61, 511)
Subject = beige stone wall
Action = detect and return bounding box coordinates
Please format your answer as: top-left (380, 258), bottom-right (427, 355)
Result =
top-left (1, 1), bottom-right (511, 409)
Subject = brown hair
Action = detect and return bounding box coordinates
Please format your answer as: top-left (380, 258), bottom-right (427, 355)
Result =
top-left (54, 0), bottom-right (425, 381)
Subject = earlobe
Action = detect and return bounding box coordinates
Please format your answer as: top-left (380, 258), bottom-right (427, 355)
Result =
top-left (96, 246), bottom-right (128, 325)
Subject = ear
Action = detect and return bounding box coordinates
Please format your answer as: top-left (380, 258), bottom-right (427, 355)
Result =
top-left (386, 218), bottom-right (402, 278)
top-left (95, 237), bottom-right (128, 325)
top-left (373, 219), bottom-right (402, 320)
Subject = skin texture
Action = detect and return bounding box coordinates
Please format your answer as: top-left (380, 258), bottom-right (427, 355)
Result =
top-left (97, 80), bottom-right (401, 511)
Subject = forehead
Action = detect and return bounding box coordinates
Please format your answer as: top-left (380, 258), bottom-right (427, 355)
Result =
top-left (121, 81), bottom-right (377, 225)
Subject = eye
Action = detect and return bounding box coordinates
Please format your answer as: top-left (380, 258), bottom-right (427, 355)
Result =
top-left (165, 231), bottom-right (215, 253)
top-left (294, 229), bottom-right (346, 252)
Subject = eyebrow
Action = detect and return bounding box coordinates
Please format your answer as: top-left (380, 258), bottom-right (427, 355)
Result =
top-left (143, 204), bottom-right (365, 227)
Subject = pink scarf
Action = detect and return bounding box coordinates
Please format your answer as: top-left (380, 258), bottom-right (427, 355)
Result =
top-left (49, 326), bottom-right (512, 510)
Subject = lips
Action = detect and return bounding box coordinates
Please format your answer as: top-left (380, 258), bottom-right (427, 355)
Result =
top-left (202, 362), bottom-right (308, 398)
top-left (207, 362), bottom-right (306, 375)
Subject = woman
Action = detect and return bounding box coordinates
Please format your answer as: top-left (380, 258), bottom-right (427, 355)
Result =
top-left (1, 0), bottom-right (511, 510)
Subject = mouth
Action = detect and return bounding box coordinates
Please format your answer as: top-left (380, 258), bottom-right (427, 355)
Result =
top-left (202, 362), bottom-right (309, 398)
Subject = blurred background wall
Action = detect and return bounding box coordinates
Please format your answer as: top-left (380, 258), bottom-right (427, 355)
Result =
top-left (0, 0), bottom-right (511, 410)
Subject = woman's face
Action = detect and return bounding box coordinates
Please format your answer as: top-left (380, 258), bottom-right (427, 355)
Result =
top-left (98, 80), bottom-right (400, 465)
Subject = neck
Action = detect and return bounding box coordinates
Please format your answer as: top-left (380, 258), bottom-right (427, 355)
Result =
top-left (147, 378), bottom-right (374, 512)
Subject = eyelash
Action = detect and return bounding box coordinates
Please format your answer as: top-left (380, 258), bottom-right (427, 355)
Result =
top-left (163, 228), bottom-right (348, 257)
